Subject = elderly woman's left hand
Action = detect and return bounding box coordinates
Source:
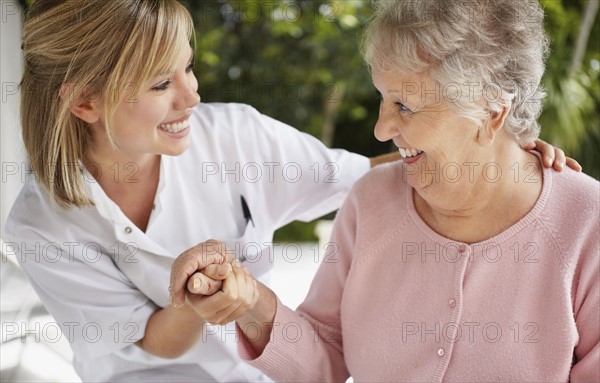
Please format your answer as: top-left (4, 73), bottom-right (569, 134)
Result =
top-left (525, 139), bottom-right (582, 172)
top-left (185, 262), bottom-right (260, 325)
top-left (170, 240), bottom-right (235, 307)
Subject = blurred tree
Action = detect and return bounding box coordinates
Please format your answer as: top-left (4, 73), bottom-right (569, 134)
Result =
top-left (540, 0), bottom-right (599, 179)
top-left (191, 0), bottom-right (599, 241)
top-left (189, 0), bottom-right (377, 145)
top-left (18, 0), bottom-right (29, 9)
top-left (189, 0), bottom-right (386, 241)
top-left (17, 0), bottom-right (599, 239)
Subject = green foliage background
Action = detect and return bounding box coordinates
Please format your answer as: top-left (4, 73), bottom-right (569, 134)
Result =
top-left (19, 0), bottom-right (600, 241)
top-left (186, 0), bottom-right (599, 241)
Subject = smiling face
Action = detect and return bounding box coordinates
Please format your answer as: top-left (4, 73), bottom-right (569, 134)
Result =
top-left (88, 44), bottom-right (200, 166)
top-left (372, 66), bottom-right (484, 195)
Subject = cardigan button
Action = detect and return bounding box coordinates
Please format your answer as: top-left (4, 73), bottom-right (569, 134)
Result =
top-left (448, 299), bottom-right (456, 308)
top-left (437, 348), bottom-right (445, 357)
top-left (125, 226), bottom-right (132, 234)
top-left (458, 244), bottom-right (467, 253)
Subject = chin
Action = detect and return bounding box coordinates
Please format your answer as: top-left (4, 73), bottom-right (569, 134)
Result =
top-left (405, 173), bottom-right (430, 191)
top-left (163, 142), bottom-right (191, 157)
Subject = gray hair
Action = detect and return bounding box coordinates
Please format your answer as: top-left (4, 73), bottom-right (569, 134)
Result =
top-left (362, 0), bottom-right (550, 145)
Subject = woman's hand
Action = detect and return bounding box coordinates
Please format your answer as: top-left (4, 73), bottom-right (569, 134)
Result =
top-left (170, 240), bottom-right (259, 325)
top-left (170, 240), bottom-right (234, 307)
top-left (140, 240), bottom-right (234, 358)
top-left (525, 139), bottom-right (582, 172)
top-left (186, 262), bottom-right (260, 325)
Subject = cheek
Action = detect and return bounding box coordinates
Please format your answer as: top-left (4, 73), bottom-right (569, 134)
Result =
top-left (403, 115), bottom-right (436, 144)
top-left (416, 112), bottom-right (465, 144)
top-left (191, 74), bottom-right (199, 90)
top-left (111, 102), bottom-right (164, 138)
top-left (134, 99), bottom-right (169, 125)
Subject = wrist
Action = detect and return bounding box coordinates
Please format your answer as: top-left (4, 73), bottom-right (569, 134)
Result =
top-left (239, 282), bottom-right (276, 327)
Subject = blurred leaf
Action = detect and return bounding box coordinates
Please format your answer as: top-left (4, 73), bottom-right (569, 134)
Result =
top-left (188, 0), bottom-right (599, 240)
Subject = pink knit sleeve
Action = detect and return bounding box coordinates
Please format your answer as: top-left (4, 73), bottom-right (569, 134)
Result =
top-left (569, 221), bottom-right (600, 382)
top-left (237, 192), bottom-right (360, 381)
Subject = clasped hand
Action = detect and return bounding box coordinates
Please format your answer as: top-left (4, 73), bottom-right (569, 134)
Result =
top-left (169, 240), bottom-right (259, 325)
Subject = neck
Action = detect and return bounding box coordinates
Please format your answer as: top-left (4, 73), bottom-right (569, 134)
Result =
top-left (85, 149), bottom-right (161, 232)
top-left (84, 142), bottom-right (160, 187)
top-left (414, 141), bottom-right (543, 244)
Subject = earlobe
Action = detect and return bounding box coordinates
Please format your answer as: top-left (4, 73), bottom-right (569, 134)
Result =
top-left (60, 83), bottom-right (101, 124)
top-left (476, 106), bottom-right (510, 147)
top-left (476, 122), bottom-right (495, 147)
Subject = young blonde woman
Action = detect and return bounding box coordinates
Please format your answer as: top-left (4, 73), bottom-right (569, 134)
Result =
top-left (5, 0), bottom-right (579, 381)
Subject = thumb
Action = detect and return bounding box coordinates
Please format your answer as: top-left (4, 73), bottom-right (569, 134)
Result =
top-left (187, 272), bottom-right (223, 295)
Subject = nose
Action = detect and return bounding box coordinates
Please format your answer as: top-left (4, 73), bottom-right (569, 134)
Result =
top-left (373, 102), bottom-right (400, 142)
top-left (174, 72), bottom-right (201, 110)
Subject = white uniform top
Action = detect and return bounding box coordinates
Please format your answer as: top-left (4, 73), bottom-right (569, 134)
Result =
top-left (4, 103), bottom-right (370, 382)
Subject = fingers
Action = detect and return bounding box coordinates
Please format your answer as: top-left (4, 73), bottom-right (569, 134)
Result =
top-left (214, 266), bottom-right (259, 324)
top-left (530, 139), bottom-right (582, 172)
top-left (185, 260), bottom-right (233, 296)
top-left (202, 263), bottom-right (232, 281)
top-left (188, 265), bottom-right (259, 325)
top-left (220, 276), bottom-right (259, 324)
top-left (187, 272), bottom-right (223, 295)
top-left (169, 240), bottom-right (231, 307)
top-left (545, 146), bottom-right (582, 172)
top-left (551, 147), bottom-right (565, 171)
top-left (211, 264), bottom-right (246, 322)
top-left (565, 157), bottom-right (582, 172)
top-left (185, 289), bottom-right (233, 315)
top-left (531, 139), bottom-right (556, 168)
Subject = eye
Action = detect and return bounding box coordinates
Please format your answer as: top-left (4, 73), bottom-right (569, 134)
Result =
top-left (395, 102), bottom-right (412, 113)
top-left (185, 61), bottom-right (194, 73)
top-left (152, 80), bottom-right (172, 91)
top-left (375, 89), bottom-right (413, 114)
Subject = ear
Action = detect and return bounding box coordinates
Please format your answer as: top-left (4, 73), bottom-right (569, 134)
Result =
top-left (476, 106), bottom-right (510, 147)
top-left (59, 83), bottom-right (102, 124)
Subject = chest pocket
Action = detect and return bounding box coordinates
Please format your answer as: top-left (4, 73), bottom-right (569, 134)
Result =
top-left (222, 220), bottom-right (275, 285)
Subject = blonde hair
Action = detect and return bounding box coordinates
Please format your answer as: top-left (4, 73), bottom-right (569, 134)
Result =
top-left (362, 0), bottom-right (549, 145)
top-left (21, 0), bottom-right (194, 208)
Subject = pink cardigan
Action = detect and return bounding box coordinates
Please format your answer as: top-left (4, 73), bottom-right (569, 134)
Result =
top-left (238, 161), bottom-right (599, 382)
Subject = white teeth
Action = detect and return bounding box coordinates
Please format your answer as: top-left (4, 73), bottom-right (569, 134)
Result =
top-left (398, 147), bottom-right (423, 158)
top-left (159, 119), bottom-right (189, 133)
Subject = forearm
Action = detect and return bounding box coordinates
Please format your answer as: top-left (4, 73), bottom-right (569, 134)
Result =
top-left (236, 283), bottom-right (349, 381)
top-left (137, 304), bottom-right (204, 358)
top-left (236, 281), bottom-right (277, 355)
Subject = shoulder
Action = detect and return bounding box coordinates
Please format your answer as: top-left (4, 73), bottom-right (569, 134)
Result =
top-left (190, 102), bottom-right (265, 133)
top-left (542, 168), bottom-right (599, 230)
top-left (349, 160), bottom-right (406, 208)
top-left (4, 175), bottom-right (97, 247)
top-left (188, 102), bottom-right (289, 149)
top-left (191, 102), bottom-right (258, 120)
top-left (4, 176), bottom-right (54, 239)
top-left (538, 168), bottom-right (599, 266)
top-left (338, 161), bottom-right (408, 248)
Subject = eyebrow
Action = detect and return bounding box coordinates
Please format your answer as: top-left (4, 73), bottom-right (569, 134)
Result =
top-left (375, 88), bottom-right (422, 110)
top-left (155, 48), bottom-right (195, 78)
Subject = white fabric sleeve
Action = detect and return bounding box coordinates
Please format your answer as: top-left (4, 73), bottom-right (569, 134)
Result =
top-left (221, 104), bottom-right (370, 228)
top-left (3, 228), bottom-right (157, 361)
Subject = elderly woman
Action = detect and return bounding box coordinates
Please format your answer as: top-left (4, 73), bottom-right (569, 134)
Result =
top-left (175, 0), bottom-right (599, 381)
